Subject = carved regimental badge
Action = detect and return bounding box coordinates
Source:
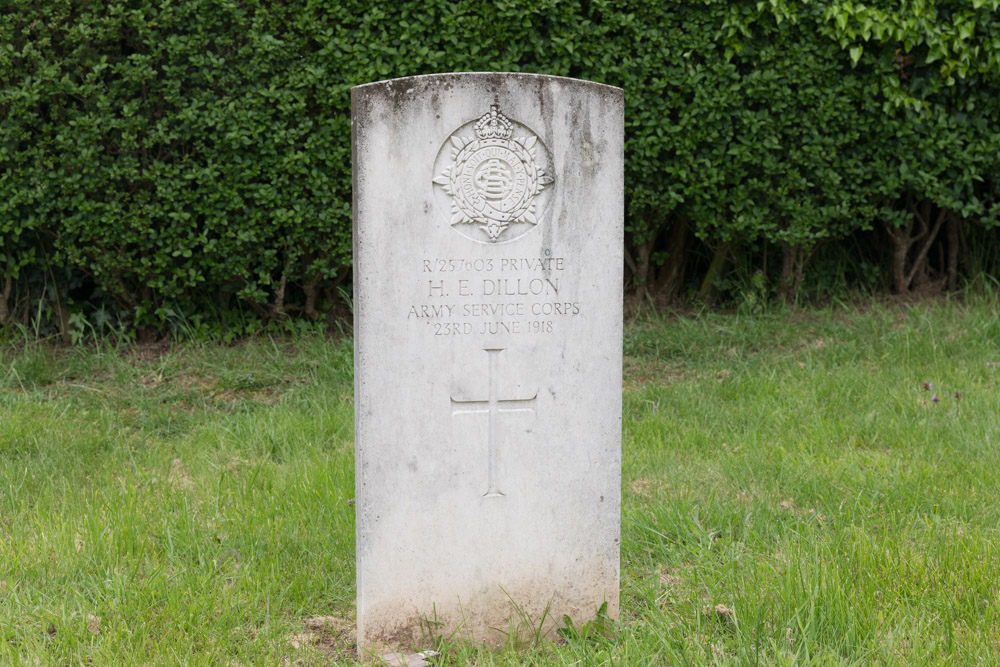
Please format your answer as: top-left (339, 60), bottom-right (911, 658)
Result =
top-left (433, 103), bottom-right (554, 244)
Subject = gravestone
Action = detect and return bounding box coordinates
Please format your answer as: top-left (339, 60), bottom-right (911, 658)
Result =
top-left (352, 72), bottom-right (623, 654)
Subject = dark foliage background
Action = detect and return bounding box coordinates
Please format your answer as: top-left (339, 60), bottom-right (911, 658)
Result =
top-left (2, 0), bottom-right (999, 339)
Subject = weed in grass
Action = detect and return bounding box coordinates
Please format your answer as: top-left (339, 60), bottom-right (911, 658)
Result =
top-left (497, 588), bottom-right (555, 650)
top-left (417, 603), bottom-right (449, 649)
top-left (557, 600), bottom-right (616, 646)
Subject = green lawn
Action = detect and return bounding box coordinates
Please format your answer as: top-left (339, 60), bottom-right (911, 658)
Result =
top-left (2, 299), bottom-right (999, 664)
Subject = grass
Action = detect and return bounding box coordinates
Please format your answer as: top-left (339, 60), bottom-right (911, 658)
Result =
top-left (2, 297), bottom-right (1000, 664)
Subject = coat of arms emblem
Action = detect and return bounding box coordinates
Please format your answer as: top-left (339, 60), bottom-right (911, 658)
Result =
top-left (433, 103), bottom-right (554, 244)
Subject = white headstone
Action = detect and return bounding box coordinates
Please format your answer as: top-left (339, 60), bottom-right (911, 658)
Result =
top-left (352, 72), bottom-right (623, 653)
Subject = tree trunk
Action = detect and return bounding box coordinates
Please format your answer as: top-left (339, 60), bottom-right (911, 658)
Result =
top-left (630, 236), bottom-right (655, 300)
top-left (302, 273), bottom-right (322, 321)
top-left (137, 285), bottom-right (158, 343)
top-left (0, 263), bottom-right (11, 326)
top-left (109, 270), bottom-right (138, 311)
top-left (55, 302), bottom-right (71, 345)
top-left (269, 272), bottom-right (289, 320)
top-left (696, 242), bottom-right (730, 305)
top-left (906, 205), bottom-right (946, 291)
top-left (946, 212), bottom-right (960, 291)
top-left (779, 245), bottom-right (793, 302)
top-left (626, 208), bottom-right (667, 300)
top-left (653, 216), bottom-right (689, 301)
top-left (778, 242), bottom-right (809, 303)
top-left (887, 219), bottom-right (912, 294)
top-left (884, 195), bottom-right (948, 294)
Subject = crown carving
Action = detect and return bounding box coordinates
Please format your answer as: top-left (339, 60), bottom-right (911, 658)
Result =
top-left (475, 104), bottom-right (513, 140)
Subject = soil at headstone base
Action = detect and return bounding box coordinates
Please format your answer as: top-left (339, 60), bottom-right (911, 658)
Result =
top-left (288, 616), bottom-right (356, 661)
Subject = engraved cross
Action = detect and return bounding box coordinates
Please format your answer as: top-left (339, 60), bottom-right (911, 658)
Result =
top-left (451, 348), bottom-right (536, 497)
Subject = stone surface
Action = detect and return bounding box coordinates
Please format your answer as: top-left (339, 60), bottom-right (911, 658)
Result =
top-left (352, 72), bottom-right (623, 654)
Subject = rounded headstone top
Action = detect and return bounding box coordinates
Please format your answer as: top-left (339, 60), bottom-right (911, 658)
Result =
top-left (352, 71), bottom-right (624, 246)
top-left (351, 72), bottom-right (623, 102)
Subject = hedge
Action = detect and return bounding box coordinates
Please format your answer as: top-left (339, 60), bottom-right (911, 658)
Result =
top-left (2, 0), bottom-right (999, 339)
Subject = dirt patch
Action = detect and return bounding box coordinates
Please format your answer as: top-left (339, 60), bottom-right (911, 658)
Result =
top-left (139, 375), bottom-right (164, 389)
top-left (168, 458), bottom-right (194, 491)
top-left (128, 341), bottom-right (171, 363)
top-left (778, 498), bottom-right (826, 523)
top-left (176, 373), bottom-right (218, 391)
top-left (288, 616), bottom-right (356, 661)
top-left (705, 603), bottom-right (736, 625)
top-left (659, 568), bottom-right (681, 590)
top-left (622, 357), bottom-right (689, 389)
top-left (138, 371), bottom-right (220, 395)
top-left (209, 375), bottom-right (301, 406)
top-left (630, 478), bottom-right (653, 497)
